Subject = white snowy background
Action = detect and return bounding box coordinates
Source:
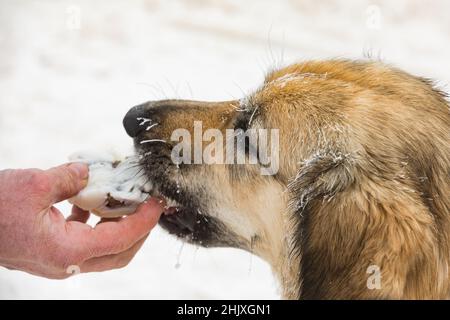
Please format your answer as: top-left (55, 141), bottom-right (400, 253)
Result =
top-left (0, 0), bottom-right (449, 299)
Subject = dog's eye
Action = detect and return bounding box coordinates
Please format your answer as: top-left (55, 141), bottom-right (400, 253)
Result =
top-left (235, 129), bottom-right (251, 154)
top-left (234, 105), bottom-right (259, 131)
top-left (233, 105), bottom-right (260, 155)
top-left (234, 119), bottom-right (259, 155)
top-left (234, 115), bottom-right (249, 132)
top-left (234, 111), bottom-right (251, 153)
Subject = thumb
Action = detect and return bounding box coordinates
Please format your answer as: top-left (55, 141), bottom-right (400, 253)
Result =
top-left (44, 162), bottom-right (89, 204)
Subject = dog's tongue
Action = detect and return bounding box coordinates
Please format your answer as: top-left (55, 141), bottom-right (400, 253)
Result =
top-left (163, 206), bottom-right (178, 215)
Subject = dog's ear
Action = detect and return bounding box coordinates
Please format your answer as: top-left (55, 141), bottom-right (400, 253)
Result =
top-left (288, 149), bottom-right (355, 211)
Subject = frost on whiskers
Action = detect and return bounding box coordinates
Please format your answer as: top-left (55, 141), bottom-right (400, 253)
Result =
top-left (68, 150), bottom-right (152, 218)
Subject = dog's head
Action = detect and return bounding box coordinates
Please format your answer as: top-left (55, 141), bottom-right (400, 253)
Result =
top-left (124, 61), bottom-right (362, 261)
top-left (122, 61), bottom-right (367, 259)
top-left (121, 71), bottom-right (332, 257)
top-left (123, 101), bottom-right (290, 252)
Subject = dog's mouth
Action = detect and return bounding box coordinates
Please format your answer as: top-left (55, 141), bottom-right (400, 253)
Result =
top-left (129, 141), bottom-right (205, 241)
top-left (150, 180), bottom-right (243, 249)
top-left (159, 195), bottom-right (203, 240)
top-left (135, 143), bottom-right (239, 248)
top-left (160, 205), bottom-right (210, 242)
top-left (157, 190), bottom-right (221, 247)
top-left (143, 169), bottom-right (214, 244)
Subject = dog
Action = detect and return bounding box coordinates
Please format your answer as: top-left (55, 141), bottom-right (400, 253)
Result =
top-left (123, 59), bottom-right (450, 299)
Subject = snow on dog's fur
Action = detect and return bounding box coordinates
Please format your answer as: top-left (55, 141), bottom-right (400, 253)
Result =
top-left (124, 59), bottom-right (450, 299)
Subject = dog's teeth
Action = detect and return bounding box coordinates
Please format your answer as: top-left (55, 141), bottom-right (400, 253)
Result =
top-left (166, 198), bottom-right (179, 207)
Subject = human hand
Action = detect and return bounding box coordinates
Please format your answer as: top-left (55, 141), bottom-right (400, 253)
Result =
top-left (0, 163), bottom-right (163, 279)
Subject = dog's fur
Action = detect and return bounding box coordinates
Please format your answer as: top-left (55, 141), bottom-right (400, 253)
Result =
top-left (125, 59), bottom-right (450, 299)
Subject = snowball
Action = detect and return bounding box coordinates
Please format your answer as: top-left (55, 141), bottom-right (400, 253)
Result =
top-left (68, 151), bottom-right (152, 218)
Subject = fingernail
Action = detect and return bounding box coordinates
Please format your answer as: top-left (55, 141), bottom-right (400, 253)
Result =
top-left (69, 162), bottom-right (89, 180)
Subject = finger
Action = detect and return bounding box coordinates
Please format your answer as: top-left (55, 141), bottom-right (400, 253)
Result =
top-left (80, 235), bottom-right (148, 273)
top-left (97, 217), bottom-right (122, 225)
top-left (67, 205), bottom-right (90, 223)
top-left (44, 162), bottom-right (89, 204)
top-left (84, 198), bottom-right (163, 257)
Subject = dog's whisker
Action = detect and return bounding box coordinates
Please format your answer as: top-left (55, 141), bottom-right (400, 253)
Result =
top-left (136, 117), bottom-right (151, 126)
top-left (248, 105), bottom-right (259, 126)
top-left (185, 81), bottom-right (194, 99)
top-left (146, 123), bottom-right (158, 131)
top-left (174, 242), bottom-right (185, 269)
top-left (248, 236), bottom-right (257, 275)
top-left (140, 139), bottom-right (167, 145)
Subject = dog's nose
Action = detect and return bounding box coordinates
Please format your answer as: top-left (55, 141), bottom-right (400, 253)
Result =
top-left (123, 105), bottom-right (147, 138)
